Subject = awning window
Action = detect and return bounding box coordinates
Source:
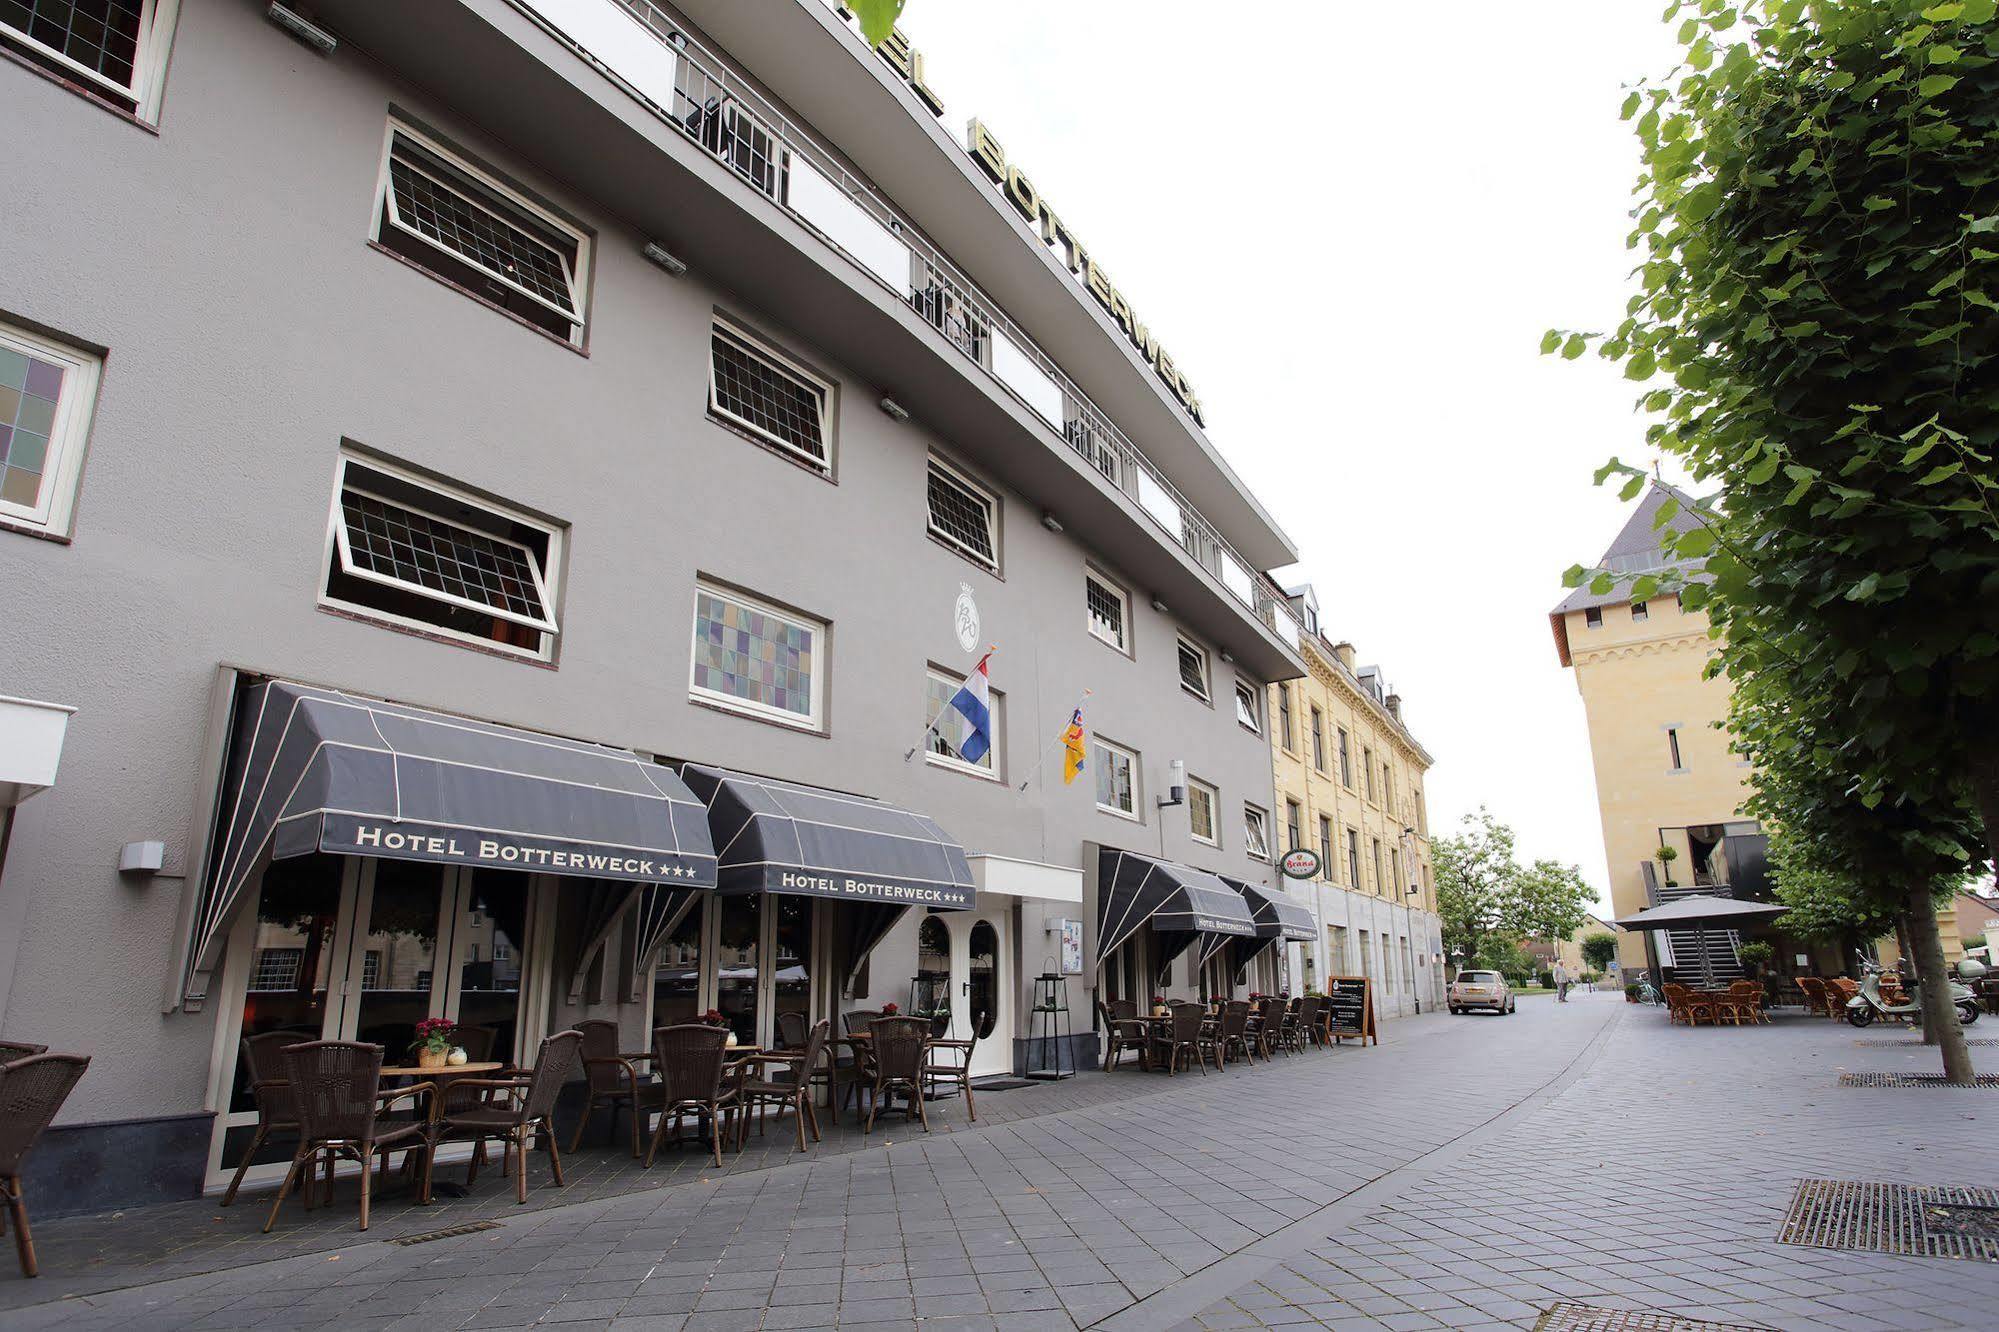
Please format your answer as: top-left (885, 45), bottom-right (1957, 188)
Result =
top-left (681, 764), bottom-right (975, 909)
top-left (186, 679), bottom-right (716, 1001)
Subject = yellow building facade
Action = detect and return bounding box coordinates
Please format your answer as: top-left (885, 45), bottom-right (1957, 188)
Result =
top-left (1269, 587), bottom-right (1443, 1018)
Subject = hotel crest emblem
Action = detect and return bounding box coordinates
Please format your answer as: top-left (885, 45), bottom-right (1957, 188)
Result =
top-left (954, 583), bottom-right (980, 654)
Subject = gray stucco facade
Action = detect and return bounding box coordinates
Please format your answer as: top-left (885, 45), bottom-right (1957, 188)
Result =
top-left (0, 0), bottom-right (1309, 1213)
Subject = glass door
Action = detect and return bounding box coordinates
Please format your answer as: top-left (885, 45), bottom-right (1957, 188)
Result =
top-left (336, 859), bottom-right (450, 1058)
top-left (441, 869), bottom-right (534, 1065)
top-left (713, 893), bottom-right (760, 1047)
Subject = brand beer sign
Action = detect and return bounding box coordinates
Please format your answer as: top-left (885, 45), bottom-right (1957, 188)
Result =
top-left (1280, 847), bottom-right (1321, 880)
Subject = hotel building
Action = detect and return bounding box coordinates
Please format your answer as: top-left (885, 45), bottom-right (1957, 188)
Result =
top-left (0, 0), bottom-right (1322, 1213)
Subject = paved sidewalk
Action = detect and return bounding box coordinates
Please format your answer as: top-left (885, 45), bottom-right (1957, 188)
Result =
top-left (10, 998), bottom-right (1997, 1330)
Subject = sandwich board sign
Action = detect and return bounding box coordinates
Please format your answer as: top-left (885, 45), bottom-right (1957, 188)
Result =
top-left (1325, 975), bottom-right (1377, 1046)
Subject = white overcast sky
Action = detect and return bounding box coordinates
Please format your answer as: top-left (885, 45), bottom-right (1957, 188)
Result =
top-left (897, 2), bottom-right (1687, 908)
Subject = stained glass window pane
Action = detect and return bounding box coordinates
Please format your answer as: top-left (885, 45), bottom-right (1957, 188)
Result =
top-left (692, 588), bottom-right (819, 722)
top-left (0, 347), bottom-right (65, 516)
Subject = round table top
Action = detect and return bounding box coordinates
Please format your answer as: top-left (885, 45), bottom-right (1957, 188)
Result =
top-left (379, 1061), bottom-right (503, 1077)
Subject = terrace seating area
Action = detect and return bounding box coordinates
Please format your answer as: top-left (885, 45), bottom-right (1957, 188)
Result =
top-left (1098, 995), bottom-right (1338, 1073)
top-left (1661, 980), bottom-right (1772, 1027)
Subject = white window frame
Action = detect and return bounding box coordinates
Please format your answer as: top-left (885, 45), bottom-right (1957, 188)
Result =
top-left (372, 121), bottom-right (591, 336)
top-left (707, 321), bottom-right (835, 469)
top-left (1085, 567), bottom-right (1130, 654)
top-left (688, 580), bottom-right (827, 731)
top-left (1243, 804), bottom-right (1270, 861)
top-left (924, 665), bottom-right (1001, 782)
top-left (1187, 777), bottom-right (1218, 847)
top-left (2, 0), bottom-right (177, 114)
top-left (0, 319), bottom-right (100, 538)
top-left (1176, 635), bottom-right (1211, 702)
top-left (925, 455), bottom-right (999, 571)
top-left (721, 99), bottom-right (787, 202)
top-left (320, 450), bottom-right (564, 659)
top-left (1234, 680), bottom-right (1260, 733)
top-left (1093, 736), bottom-right (1140, 822)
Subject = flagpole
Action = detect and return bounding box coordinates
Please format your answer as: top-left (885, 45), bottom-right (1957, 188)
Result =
top-left (1017, 688), bottom-right (1093, 792)
top-left (904, 645), bottom-right (997, 761)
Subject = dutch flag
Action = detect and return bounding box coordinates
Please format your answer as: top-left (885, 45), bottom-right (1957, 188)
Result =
top-left (944, 652), bottom-right (994, 765)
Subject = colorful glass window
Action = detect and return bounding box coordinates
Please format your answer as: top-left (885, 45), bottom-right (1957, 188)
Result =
top-left (691, 585), bottom-right (823, 727)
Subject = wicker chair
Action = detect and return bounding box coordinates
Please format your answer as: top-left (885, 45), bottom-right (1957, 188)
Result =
top-left (863, 1016), bottom-right (932, 1133)
top-left (1827, 977), bottom-right (1861, 1017)
top-left (1100, 999), bottom-right (1150, 1072)
top-left (1148, 1003), bottom-right (1206, 1075)
top-left (220, 1030), bottom-right (309, 1206)
top-left (1253, 997), bottom-right (1287, 1059)
top-left (1217, 1001), bottom-right (1257, 1067)
top-left (1278, 1001), bottom-right (1309, 1054)
top-left (0, 1042), bottom-right (47, 1064)
top-left (922, 1031), bottom-right (978, 1120)
top-left (1795, 976), bottom-right (1828, 1018)
top-left (641, 1024), bottom-right (739, 1168)
top-left (436, 1029), bottom-right (582, 1204)
top-left (0, 1052), bottom-right (89, 1277)
top-left (739, 1020), bottom-right (828, 1152)
top-left (843, 1009), bottom-right (883, 1035)
top-left (1726, 981), bottom-right (1769, 1025)
top-left (1295, 997), bottom-right (1324, 1049)
top-left (774, 1011), bottom-right (810, 1053)
top-left (570, 1018), bottom-right (646, 1158)
top-left (263, 1041), bottom-right (432, 1233)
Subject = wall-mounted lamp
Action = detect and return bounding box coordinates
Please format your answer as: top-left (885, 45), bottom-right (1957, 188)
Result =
top-left (119, 840), bottom-right (165, 876)
top-left (1157, 758), bottom-right (1186, 809)
top-left (1040, 511), bottom-right (1064, 534)
top-left (1218, 647), bottom-right (1234, 664)
top-left (641, 241), bottom-right (688, 276)
top-left (877, 395), bottom-right (910, 421)
top-left (266, 3), bottom-right (336, 54)
top-left (1149, 596), bottom-right (1168, 614)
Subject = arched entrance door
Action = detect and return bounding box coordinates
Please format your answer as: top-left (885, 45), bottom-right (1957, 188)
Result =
top-left (947, 912), bottom-right (1012, 1080)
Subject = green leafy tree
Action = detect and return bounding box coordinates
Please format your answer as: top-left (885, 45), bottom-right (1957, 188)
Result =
top-left (1551, 0), bottom-right (1999, 1080)
top-left (1475, 937), bottom-right (1535, 986)
top-left (1767, 827), bottom-right (1907, 945)
top-left (1434, 809), bottom-right (1597, 965)
top-left (847, 0), bottom-right (906, 46)
top-left (1581, 932), bottom-right (1621, 972)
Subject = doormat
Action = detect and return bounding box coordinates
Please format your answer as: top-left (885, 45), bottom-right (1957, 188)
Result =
top-left (1776, 1179), bottom-right (1999, 1262)
top-left (386, 1219), bottom-right (502, 1246)
top-left (970, 1077), bottom-right (1036, 1091)
top-left (1532, 1303), bottom-right (1767, 1331)
top-left (1839, 1072), bottom-right (1999, 1088)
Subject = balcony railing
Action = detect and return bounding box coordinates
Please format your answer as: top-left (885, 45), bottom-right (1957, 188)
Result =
top-left (512, 0), bottom-right (1303, 653)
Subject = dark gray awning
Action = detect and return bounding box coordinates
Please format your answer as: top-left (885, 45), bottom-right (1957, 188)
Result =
top-left (1224, 877), bottom-right (1318, 942)
top-left (681, 764), bottom-right (974, 909)
top-left (1098, 848), bottom-right (1258, 960)
top-left (190, 680), bottom-right (716, 992)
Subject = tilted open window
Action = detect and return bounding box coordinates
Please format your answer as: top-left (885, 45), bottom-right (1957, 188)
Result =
top-left (708, 322), bottom-right (833, 469)
top-left (926, 457), bottom-right (998, 571)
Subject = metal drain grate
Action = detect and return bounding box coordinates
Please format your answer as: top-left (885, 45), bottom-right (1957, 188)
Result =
top-left (1776, 1179), bottom-right (1999, 1262)
top-left (1856, 1038), bottom-right (1999, 1047)
top-left (1533, 1302), bottom-right (1768, 1331)
top-left (1840, 1072), bottom-right (1999, 1088)
top-left (386, 1220), bottom-right (502, 1246)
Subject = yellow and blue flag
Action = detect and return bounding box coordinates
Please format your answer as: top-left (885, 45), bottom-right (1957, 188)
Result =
top-left (1061, 708), bottom-right (1087, 785)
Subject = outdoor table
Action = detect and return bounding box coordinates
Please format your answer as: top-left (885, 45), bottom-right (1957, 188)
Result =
top-left (376, 1061), bottom-right (504, 1198)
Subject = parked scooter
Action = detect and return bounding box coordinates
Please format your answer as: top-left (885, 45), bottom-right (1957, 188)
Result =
top-left (1844, 955), bottom-right (1980, 1028)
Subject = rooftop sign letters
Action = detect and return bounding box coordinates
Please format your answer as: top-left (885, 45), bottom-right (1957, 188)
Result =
top-left (964, 119), bottom-right (1206, 427)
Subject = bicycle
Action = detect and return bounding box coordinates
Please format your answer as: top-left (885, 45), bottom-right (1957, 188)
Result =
top-left (1633, 970), bottom-right (1661, 1005)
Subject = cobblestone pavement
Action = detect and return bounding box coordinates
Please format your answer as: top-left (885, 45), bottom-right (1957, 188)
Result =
top-left (8, 998), bottom-right (1996, 1330)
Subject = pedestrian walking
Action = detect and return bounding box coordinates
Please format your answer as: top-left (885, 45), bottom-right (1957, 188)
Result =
top-left (1553, 961), bottom-right (1570, 1003)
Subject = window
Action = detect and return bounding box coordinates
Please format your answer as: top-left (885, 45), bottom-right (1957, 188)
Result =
top-left (1585, 606), bottom-right (1604, 629)
top-left (491, 938), bottom-right (510, 963)
top-left (1667, 726), bottom-right (1685, 771)
top-left (1363, 748), bottom-right (1377, 801)
top-left (1285, 799), bottom-right (1303, 853)
top-left (1234, 681), bottom-right (1260, 733)
top-left (1278, 684), bottom-right (1295, 751)
top-left (683, 92), bottom-right (790, 202)
top-left (374, 124), bottom-right (589, 344)
top-left (2, 0), bottom-right (168, 112)
top-left (1372, 838), bottom-right (1385, 893)
top-left (0, 318), bottom-right (99, 538)
top-left (1631, 599), bottom-right (1649, 622)
top-left (925, 457), bottom-right (998, 570)
top-left (251, 948), bottom-right (303, 991)
top-left (322, 452), bottom-right (563, 659)
top-left (1383, 766), bottom-right (1393, 810)
top-left (1318, 816), bottom-right (1333, 881)
top-left (925, 665), bottom-right (1000, 779)
top-left (361, 950), bottom-right (382, 990)
top-left (690, 582), bottom-right (825, 729)
top-left (709, 323), bottom-right (833, 468)
top-left (1243, 804), bottom-right (1269, 860)
top-left (1188, 778), bottom-right (1217, 846)
top-left (1085, 568), bottom-right (1129, 652)
top-left (1094, 738), bottom-right (1139, 819)
top-left (1347, 829), bottom-right (1361, 888)
top-left (1310, 707), bottom-right (1327, 772)
top-left (1338, 727), bottom-right (1353, 787)
top-left (1391, 847), bottom-right (1403, 896)
top-left (1176, 637), bottom-right (1210, 701)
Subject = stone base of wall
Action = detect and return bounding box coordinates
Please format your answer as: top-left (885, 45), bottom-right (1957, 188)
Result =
top-left (24, 1112), bottom-right (213, 1218)
top-left (1013, 1031), bottom-right (1097, 1077)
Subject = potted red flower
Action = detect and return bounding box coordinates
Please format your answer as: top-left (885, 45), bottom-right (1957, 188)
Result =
top-left (411, 1017), bottom-right (456, 1071)
top-left (1151, 994), bottom-right (1168, 1017)
top-left (881, 1002), bottom-right (900, 1016)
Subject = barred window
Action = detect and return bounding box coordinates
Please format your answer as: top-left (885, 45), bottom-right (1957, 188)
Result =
top-left (1086, 570), bottom-right (1128, 652)
top-left (323, 453), bottom-right (562, 659)
top-left (709, 324), bottom-right (833, 467)
top-left (1176, 637), bottom-right (1209, 701)
top-left (926, 459), bottom-right (998, 569)
top-left (374, 125), bottom-right (588, 343)
top-left (1243, 805), bottom-right (1270, 860)
top-left (251, 948), bottom-right (303, 991)
top-left (1234, 681), bottom-right (1260, 732)
top-left (2, 0), bottom-right (162, 107)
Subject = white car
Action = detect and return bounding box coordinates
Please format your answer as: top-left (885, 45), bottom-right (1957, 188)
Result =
top-left (1449, 969), bottom-right (1515, 1015)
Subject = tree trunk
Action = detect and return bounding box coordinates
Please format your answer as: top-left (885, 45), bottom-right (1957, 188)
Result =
top-left (1895, 910), bottom-right (1940, 1047)
top-left (1969, 743), bottom-right (1999, 894)
top-left (1905, 882), bottom-right (1974, 1083)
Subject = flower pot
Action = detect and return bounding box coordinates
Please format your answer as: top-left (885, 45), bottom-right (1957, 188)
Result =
top-left (446, 1047), bottom-right (469, 1066)
top-left (417, 1048), bottom-right (448, 1070)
